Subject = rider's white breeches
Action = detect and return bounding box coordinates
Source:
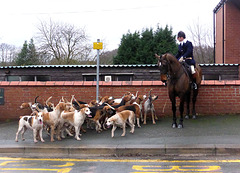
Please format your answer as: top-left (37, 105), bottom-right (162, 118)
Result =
top-left (191, 65), bottom-right (196, 74)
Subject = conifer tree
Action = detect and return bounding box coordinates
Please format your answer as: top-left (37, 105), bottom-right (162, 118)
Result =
top-left (15, 39), bottom-right (39, 66)
top-left (114, 25), bottom-right (178, 64)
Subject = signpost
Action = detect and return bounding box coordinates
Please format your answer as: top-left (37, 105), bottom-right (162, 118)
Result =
top-left (93, 39), bottom-right (103, 102)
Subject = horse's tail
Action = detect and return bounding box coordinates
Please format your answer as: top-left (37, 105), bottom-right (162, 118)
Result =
top-left (195, 64), bottom-right (202, 85)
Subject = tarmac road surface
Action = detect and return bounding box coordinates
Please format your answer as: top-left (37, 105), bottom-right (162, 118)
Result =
top-left (1, 156), bottom-right (240, 173)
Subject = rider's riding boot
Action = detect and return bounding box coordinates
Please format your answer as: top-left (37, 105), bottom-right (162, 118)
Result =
top-left (163, 80), bottom-right (167, 86)
top-left (192, 74), bottom-right (197, 90)
top-left (191, 65), bottom-right (197, 90)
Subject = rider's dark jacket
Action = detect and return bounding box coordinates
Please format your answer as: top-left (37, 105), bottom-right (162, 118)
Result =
top-left (175, 40), bottom-right (195, 65)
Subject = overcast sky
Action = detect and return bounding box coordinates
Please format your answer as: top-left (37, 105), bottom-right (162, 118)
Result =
top-left (0, 0), bottom-right (220, 51)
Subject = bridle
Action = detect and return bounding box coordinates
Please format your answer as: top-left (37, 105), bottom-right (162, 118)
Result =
top-left (157, 55), bottom-right (185, 81)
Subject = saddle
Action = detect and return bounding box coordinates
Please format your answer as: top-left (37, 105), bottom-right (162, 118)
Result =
top-left (181, 62), bottom-right (193, 81)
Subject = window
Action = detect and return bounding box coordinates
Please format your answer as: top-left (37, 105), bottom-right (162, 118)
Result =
top-left (6, 75), bottom-right (51, 81)
top-left (7, 76), bottom-right (20, 81)
top-left (84, 75), bottom-right (96, 81)
top-left (21, 76), bottom-right (35, 81)
top-left (83, 73), bottom-right (133, 81)
top-left (202, 75), bottom-right (220, 80)
top-left (37, 76), bottom-right (51, 81)
top-left (116, 75), bottom-right (132, 81)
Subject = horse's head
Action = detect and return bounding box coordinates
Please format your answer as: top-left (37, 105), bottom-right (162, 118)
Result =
top-left (155, 54), bottom-right (169, 74)
top-left (155, 54), bottom-right (169, 82)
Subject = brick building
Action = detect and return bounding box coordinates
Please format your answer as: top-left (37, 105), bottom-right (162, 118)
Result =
top-left (214, 0), bottom-right (240, 64)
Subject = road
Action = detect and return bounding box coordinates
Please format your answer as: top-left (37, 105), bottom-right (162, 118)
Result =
top-left (1, 155), bottom-right (240, 173)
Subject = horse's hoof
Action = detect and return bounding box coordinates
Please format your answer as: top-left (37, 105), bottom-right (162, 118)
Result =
top-left (178, 124), bottom-right (183, 128)
top-left (192, 115), bottom-right (197, 119)
top-left (185, 115), bottom-right (189, 119)
top-left (172, 123), bottom-right (177, 128)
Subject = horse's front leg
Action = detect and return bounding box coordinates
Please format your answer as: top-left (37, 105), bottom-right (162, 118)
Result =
top-left (170, 97), bottom-right (177, 128)
top-left (178, 98), bottom-right (185, 128)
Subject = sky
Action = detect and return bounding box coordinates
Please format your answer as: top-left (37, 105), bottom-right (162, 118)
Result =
top-left (0, 0), bottom-right (220, 51)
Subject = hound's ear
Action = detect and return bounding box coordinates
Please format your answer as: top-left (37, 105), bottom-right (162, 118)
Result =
top-left (31, 111), bottom-right (38, 118)
top-left (111, 117), bottom-right (117, 122)
top-left (155, 54), bottom-right (161, 59)
top-left (149, 88), bottom-right (152, 96)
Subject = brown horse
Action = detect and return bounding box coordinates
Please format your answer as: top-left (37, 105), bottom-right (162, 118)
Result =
top-left (155, 53), bottom-right (202, 128)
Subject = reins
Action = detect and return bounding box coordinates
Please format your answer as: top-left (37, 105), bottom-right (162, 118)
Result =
top-left (167, 59), bottom-right (185, 81)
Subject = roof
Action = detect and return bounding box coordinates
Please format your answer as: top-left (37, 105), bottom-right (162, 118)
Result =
top-left (214, 0), bottom-right (240, 13)
top-left (0, 64), bottom-right (157, 69)
top-left (214, 0), bottom-right (226, 13)
top-left (0, 64), bottom-right (238, 69)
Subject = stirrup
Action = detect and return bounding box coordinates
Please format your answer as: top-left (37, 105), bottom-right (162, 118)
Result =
top-left (192, 83), bottom-right (197, 90)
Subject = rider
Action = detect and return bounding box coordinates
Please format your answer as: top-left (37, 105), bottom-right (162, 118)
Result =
top-left (175, 31), bottom-right (197, 89)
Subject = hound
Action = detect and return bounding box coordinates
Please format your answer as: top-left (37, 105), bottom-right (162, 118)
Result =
top-left (59, 107), bottom-right (91, 140)
top-left (98, 96), bottom-right (114, 105)
top-left (109, 95), bottom-right (145, 128)
top-left (19, 102), bottom-right (34, 112)
top-left (40, 102), bottom-right (72, 142)
top-left (143, 90), bottom-right (158, 124)
top-left (15, 111), bottom-right (44, 143)
top-left (106, 110), bottom-right (135, 138)
top-left (112, 92), bottom-right (135, 104)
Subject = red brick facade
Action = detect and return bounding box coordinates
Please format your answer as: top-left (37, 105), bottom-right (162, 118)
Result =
top-left (1, 81), bottom-right (240, 121)
top-left (215, 1), bottom-right (240, 64)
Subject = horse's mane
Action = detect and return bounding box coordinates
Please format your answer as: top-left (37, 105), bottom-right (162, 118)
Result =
top-left (164, 53), bottom-right (179, 64)
top-left (163, 53), bottom-right (181, 69)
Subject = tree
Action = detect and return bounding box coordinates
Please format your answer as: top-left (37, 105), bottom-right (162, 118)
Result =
top-left (187, 20), bottom-right (214, 63)
top-left (15, 39), bottom-right (40, 66)
top-left (113, 31), bottom-right (141, 64)
top-left (153, 25), bottom-right (178, 56)
top-left (36, 20), bottom-right (92, 65)
top-left (15, 41), bottom-right (28, 66)
top-left (99, 49), bottom-right (117, 65)
top-left (0, 43), bottom-right (17, 65)
top-left (113, 25), bottom-right (178, 64)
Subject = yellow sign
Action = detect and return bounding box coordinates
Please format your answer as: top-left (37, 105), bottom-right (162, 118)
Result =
top-left (93, 42), bottom-right (103, 49)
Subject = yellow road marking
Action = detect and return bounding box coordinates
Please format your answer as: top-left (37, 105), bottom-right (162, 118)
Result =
top-left (131, 172), bottom-right (222, 173)
top-left (0, 161), bottom-right (20, 166)
top-left (0, 168), bottom-right (72, 173)
top-left (0, 157), bottom-right (240, 163)
top-left (132, 165), bottom-right (221, 171)
top-left (52, 162), bottom-right (75, 167)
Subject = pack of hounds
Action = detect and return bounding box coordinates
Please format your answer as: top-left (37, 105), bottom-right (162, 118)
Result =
top-left (15, 89), bottom-right (158, 143)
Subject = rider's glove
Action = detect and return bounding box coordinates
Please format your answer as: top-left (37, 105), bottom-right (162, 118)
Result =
top-left (179, 57), bottom-right (183, 62)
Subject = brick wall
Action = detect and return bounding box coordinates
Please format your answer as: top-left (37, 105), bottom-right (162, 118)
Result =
top-left (215, 1), bottom-right (240, 64)
top-left (225, 1), bottom-right (240, 64)
top-left (1, 80), bottom-right (240, 121)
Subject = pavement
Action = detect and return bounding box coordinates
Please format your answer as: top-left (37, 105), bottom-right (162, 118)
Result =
top-left (1, 114), bottom-right (240, 157)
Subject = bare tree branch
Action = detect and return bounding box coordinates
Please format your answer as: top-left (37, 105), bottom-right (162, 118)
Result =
top-left (35, 19), bottom-right (93, 64)
top-left (187, 19), bottom-right (214, 64)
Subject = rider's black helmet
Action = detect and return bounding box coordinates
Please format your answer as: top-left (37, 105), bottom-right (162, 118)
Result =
top-left (177, 31), bottom-right (186, 39)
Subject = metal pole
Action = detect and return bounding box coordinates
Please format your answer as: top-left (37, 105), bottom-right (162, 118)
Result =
top-left (213, 10), bottom-right (216, 63)
top-left (96, 39), bottom-right (100, 102)
top-left (222, 1), bottom-right (225, 64)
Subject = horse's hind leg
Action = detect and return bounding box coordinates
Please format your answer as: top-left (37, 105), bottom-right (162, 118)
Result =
top-left (170, 97), bottom-right (177, 128)
top-left (192, 88), bottom-right (199, 119)
top-left (178, 98), bottom-right (184, 128)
